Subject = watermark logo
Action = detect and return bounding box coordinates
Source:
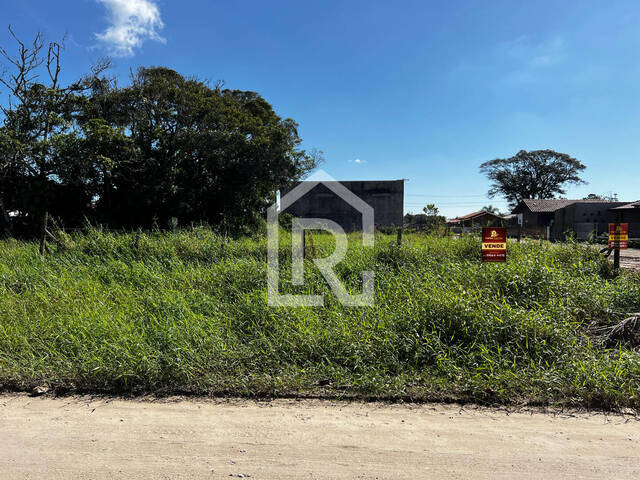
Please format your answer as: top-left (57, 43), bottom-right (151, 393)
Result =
top-left (267, 170), bottom-right (374, 307)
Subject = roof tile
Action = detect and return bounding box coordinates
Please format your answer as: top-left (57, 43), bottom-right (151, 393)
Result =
top-left (518, 198), bottom-right (617, 213)
top-left (612, 200), bottom-right (640, 210)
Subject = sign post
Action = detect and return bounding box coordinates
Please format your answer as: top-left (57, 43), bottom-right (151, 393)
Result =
top-left (482, 227), bottom-right (507, 262)
top-left (609, 223), bottom-right (629, 272)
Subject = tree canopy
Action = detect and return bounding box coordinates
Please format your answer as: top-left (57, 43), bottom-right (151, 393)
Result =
top-left (0, 29), bottom-right (320, 235)
top-left (480, 149), bottom-right (586, 209)
top-left (482, 205), bottom-right (505, 216)
top-left (421, 203), bottom-right (446, 232)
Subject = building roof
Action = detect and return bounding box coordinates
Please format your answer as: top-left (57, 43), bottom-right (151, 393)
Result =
top-left (446, 210), bottom-right (503, 224)
top-left (513, 198), bottom-right (617, 213)
top-left (514, 199), bottom-right (578, 213)
top-left (612, 200), bottom-right (640, 210)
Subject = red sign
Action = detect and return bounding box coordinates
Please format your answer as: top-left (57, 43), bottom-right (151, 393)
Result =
top-left (609, 223), bottom-right (629, 250)
top-left (482, 227), bottom-right (507, 262)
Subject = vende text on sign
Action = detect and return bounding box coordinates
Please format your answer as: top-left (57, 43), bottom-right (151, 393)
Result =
top-left (482, 227), bottom-right (507, 263)
top-left (609, 223), bottom-right (629, 250)
top-left (482, 242), bottom-right (506, 249)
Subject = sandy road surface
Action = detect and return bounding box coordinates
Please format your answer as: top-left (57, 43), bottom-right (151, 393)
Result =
top-left (1, 395), bottom-right (639, 479)
top-left (621, 248), bottom-right (640, 273)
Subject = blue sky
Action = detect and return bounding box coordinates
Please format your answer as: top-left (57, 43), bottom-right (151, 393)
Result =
top-left (2, 0), bottom-right (639, 217)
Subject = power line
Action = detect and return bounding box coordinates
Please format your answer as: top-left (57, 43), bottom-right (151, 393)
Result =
top-left (405, 194), bottom-right (491, 198)
top-left (405, 202), bottom-right (510, 206)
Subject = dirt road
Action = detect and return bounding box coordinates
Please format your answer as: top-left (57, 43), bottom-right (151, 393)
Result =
top-left (621, 248), bottom-right (640, 273)
top-left (1, 395), bottom-right (639, 479)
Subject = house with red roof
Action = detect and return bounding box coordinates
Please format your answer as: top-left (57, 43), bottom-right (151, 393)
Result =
top-left (446, 210), bottom-right (504, 233)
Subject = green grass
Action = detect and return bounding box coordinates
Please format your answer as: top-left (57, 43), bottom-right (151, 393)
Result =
top-left (1, 227), bottom-right (639, 409)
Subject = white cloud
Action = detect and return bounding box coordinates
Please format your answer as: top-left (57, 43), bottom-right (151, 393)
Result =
top-left (495, 35), bottom-right (567, 84)
top-left (349, 158), bottom-right (367, 164)
top-left (504, 35), bottom-right (565, 67)
top-left (451, 34), bottom-right (567, 84)
top-left (95, 0), bottom-right (165, 57)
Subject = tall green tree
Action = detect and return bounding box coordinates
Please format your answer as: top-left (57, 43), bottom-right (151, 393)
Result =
top-left (0, 27), bottom-right (109, 234)
top-left (0, 28), bottom-right (320, 234)
top-left (480, 149), bottom-right (586, 209)
top-left (85, 67), bottom-right (320, 229)
top-left (481, 205), bottom-right (501, 215)
top-left (52, 118), bottom-right (136, 224)
top-left (422, 203), bottom-right (446, 232)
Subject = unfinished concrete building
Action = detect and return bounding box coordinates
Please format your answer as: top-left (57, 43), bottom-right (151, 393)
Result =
top-left (281, 180), bottom-right (404, 231)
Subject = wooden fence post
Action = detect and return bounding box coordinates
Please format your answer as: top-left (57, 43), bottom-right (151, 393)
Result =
top-left (302, 229), bottom-right (306, 259)
top-left (613, 244), bottom-right (621, 272)
top-left (397, 227), bottom-right (403, 246)
top-left (39, 211), bottom-right (48, 256)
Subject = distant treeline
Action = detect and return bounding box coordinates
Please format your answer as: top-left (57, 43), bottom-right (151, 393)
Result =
top-left (0, 29), bottom-right (319, 236)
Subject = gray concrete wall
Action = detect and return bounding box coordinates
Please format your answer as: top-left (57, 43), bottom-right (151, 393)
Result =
top-left (282, 180), bottom-right (404, 230)
top-left (553, 202), bottom-right (628, 240)
top-left (619, 209), bottom-right (640, 238)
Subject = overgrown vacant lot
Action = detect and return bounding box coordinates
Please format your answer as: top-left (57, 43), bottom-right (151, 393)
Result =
top-left (1, 229), bottom-right (639, 408)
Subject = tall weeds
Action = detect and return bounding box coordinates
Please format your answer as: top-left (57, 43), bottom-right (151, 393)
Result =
top-left (0, 228), bottom-right (638, 408)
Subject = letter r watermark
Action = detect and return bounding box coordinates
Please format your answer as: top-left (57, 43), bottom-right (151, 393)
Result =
top-left (267, 170), bottom-right (374, 307)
